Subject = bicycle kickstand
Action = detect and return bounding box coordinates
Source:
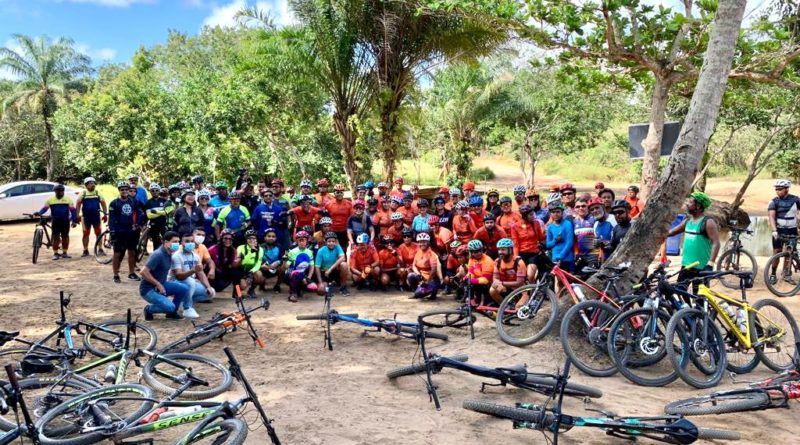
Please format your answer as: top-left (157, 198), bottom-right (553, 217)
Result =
top-left (479, 381), bottom-right (506, 393)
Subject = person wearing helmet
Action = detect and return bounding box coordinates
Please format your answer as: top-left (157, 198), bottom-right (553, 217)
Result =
top-left (624, 185), bottom-right (646, 218)
top-left (251, 188), bottom-right (290, 251)
top-left (399, 192), bottom-right (418, 226)
top-left (284, 230), bottom-right (316, 302)
top-left (372, 198), bottom-right (393, 237)
top-left (512, 185), bottom-right (527, 208)
top-left (511, 204), bottom-right (546, 283)
top-left (324, 184), bottom-right (354, 251)
top-left (76, 177), bottom-right (108, 257)
top-left (466, 195), bottom-right (487, 227)
top-left (315, 178), bottom-right (332, 207)
top-left (191, 175), bottom-right (204, 191)
top-left (139, 231), bottom-right (191, 320)
top-left (546, 202), bottom-right (574, 271)
top-left (143, 183), bottom-right (172, 252)
top-left (215, 192), bottom-right (251, 245)
top-left (440, 239), bottom-right (464, 296)
top-left (485, 188), bottom-right (501, 216)
top-left (408, 232), bottom-right (441, 299)
top-left (238, 180), bottom-right (259, 214)
top-left (411, 198), bottom-right (432, 234)
top-left (452, 200), bottom-right (478, 244)
top-left (314, 231), bottom-right (350, 296)
top-left (313, 216), bottom-right (334, 246)
top-left (666, 192), bottom-right (720, 289)
top-left (34, 183), bottom-right (78, 260)
top-left (355, 184), bottom-right (368, 202)
top-left (527, 189), bottom-right (549, 223)
top-left (390, 176), bottom-right (405, 200)
top-left (289, 196), bottom-right (321, 238)
top-left (174, 190), bottom-right (206, 238)
top-left (255, 228), bottom-right (285, 294)
top-left (210, 181), bottom-right (230, 208)
top-left (490, 238), bottom-right (526, 304)
top-left (447, 187), bottom-right (461, 210)
top-left (208, 229), bottom-right (239, 292)
top-left (431, 197), bottom-right (452, 230)
top-left (385, 212), bottom-right (406, 244)
top-left (108, 181), bottom-right (146, 283)
top-left (558, 183), bottom-right (577, 216)
top-left (438, 186), bottom-right (450, 202)
top-left (572, 198), bottom-right (599, 272)
top-left (366, 197), bottom-right (379, 221)
top-left (768, 179), bottom-right (800, 283)
top-left (128, 174), bottom-right (149, 207)
top-left (397, 228), bottom-right (418, 287)
top-left (473, 212), bottom-right (506, 259)
top-left (349, 233), bottom-right (380, 290)
top-left (195, 190), bottom-right (217, 246)
top-left (347, 199), bottom-right (375, 250)
top-left (168, 231), bottom-right (216, 319)
top-left (377, 234), bottom-right (401, 290)
top-left (497, 196), bottom-right (522, 234)
top-left (586, 196), bottom-right (614, 260)
top-left (463, 181), bottom-right (476, 198)
top-left (465, 239), bottom-right (494, 305)
top-left (290, 179), bottom-right (317, 208)
top-left (428, 215), bottom-right (453, 258)
top-left (166, 184), bottom-right (181, 205)
top-left (233, 229), bottom-right (266, 299)
top-left (608, 200), bottom-right (632, 254)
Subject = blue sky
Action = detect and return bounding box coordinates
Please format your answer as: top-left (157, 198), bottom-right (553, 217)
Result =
top-left (0, 0), bottom-right (294, 73)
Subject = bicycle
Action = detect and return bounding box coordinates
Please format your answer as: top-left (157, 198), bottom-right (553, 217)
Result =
top-left (0, 364), bottom-right (44, 444)
top-left (666, 270), bottom-right (800, 389)
top-left (386, 312), bottom-right (602, 410)
top-left (33, 346), bottom-right (281, 445)
top-left (462, 357), bottom-right (740, 444)
top-left (94, 221), bottom-right (151, 266)
top-left (23, 213), bottom-right (52, 264)
top-left (716, 222), bottom-right (758, 289)
top-left (665, 343), bottom-right (800, 416)
top-left (763, 234), bottom-right (800, 297)
top-left (296, 283), bottom-right (448, 350)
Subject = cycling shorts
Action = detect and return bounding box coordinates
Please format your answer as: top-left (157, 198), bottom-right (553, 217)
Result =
top-left (113, 231), bottom-right (139, 253)
top-left (52, 219), bottom-right (71, 239)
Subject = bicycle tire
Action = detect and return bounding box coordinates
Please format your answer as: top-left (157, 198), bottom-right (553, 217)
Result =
top-left (32, 227), bottom-right (43, 264)
top-left (296, 314), bottom-right (328, 321)
top-left (397, 325), bottom-right (448, 341)
top-left (751, 299), bottom-right (800, 371)
top-left (142, 353), bottom-right (232, 400)
top-left (36, 384), bottom-right (155, 445)
top-left (666, 308), bottom-right (727, 389)
top-left (0, 348), bottom-right (29, 369)
top-left (82, 320), bottom-right (158, 358)
top-left (607, 308), bottom-right (678, 387)
top-left (716, 248), bottom-right (758, 290)
top-left (386, 354), bottom-right (469, 379)
top-left (158, 324), bottom-right (226, 354)
top-left (0, 376), bottom-right (96, 431)
top-left (462, 399), bottom-right (547, 423)
top-left (763, 251), bottom-right (800, 298)
top-left (418, 309), bottom-right (474, 329)
top-left (94, 230), bottom-right (113, 265)
top-left (560, 299), bottom-right (618, 377)
top-left (664, 390), bottom-right (770, 416)
top-left (717, 310), bottom-right (760, 375)
top-left (697, 427), bottom-right (742, 441)
top-left (187, 418), bottom-right (248, 445)
top-left (522, 375), bottom-right (603, 399)
top-left (136, 227), bottom-right (149, 263)
top-left (496, 284), bottom-right (558, 347)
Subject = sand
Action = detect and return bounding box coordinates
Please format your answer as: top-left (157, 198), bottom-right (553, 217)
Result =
top-left (1, 220), bottom-right (799, 445)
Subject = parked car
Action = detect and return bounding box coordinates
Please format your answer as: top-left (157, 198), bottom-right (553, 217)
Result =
top-left (0, 181), bottom-right (82, 221)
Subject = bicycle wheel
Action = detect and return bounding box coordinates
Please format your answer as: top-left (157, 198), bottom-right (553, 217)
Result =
top-left (751, 299), bottom-right (800, 371)
top-left (666, 308), bottom-right (727, 389)
top-left (82, 320), bottom-right (158, 357)
top-left (560, 300), bottom-right (618, 377)
top-left (386, 354), bottom-right (469, 379)
top-left (158, 325), bottom-right (227, 354)
top-left (187, 418), bottom-right (248, 445)
top-left (716, 248), bottom-right (758, 289)
top-left (94, 230), bottom-right (113, 265)
top-left (32, 227), bottom-right (44, 264)
top-left (496, 284), bottom-right (558, 347)
top-left (522, 375), bottom-right (603, 399)
top-left (697, 427), bottom-right (741, 441)
top-left (0, 348), bottom-right (28, 369)
top-left (136, 228), bottom-right (149, 263)
top-left (142, 353), bottom-right (232, 400)
top-left (763, 251), bottom-right (800, 297)
top-left (607, 308), bottom-right (678, 387)
top-left (462, 399), bottom-right (547, 423)
top-left (36, 384), bottom-right (155, 445)
top-left (664, 390), bottom-right (771, 416)
top-left (0, 376), bottom-right (96, 431)
top-left (418, 309), bottom-right (474, 329)
top-left (718, 321), bottom-right (760, 375)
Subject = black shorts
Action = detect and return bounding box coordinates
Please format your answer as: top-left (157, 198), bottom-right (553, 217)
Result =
top-left (335, 231), bottom-right (349, 251)
top-left (774, 227), bottom-right (798, 250)
top-left (113, 231), bottom-right (139, 253)
top-left (321, 267), bottom-right (342, 283)
top-left (82, 213), bottom-right (101, 228)
top-left (51, 219), bottom-right (71, 239)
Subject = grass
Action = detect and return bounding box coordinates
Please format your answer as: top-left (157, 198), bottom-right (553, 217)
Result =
top-left (372, 152), bottom-right (496, 186)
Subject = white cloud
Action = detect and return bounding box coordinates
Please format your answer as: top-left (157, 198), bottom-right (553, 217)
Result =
top-left (60, 0), bottom-right (155, 6)
top-left (201, 0), bottom-right (296, 30)
top-left (75, 42), bottom-right (118, 61)
top-left (202, 0), bottom-right (246, 28)
top-left (256, 0), bottom-right (295, 27)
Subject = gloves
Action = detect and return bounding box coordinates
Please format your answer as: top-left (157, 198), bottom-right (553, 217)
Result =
top-left (469, 277), bottom-right (489, 285)
top-left (102, 215), bottom-right (108, 223)
top-left (772, 231), bottom-right (779, 240)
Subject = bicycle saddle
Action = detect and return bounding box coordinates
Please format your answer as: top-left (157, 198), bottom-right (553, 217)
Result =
top-left (0, 331), bottom-right (18, 347)
top-left (20, 356), bottom-right (56, 374)
top-left (497, 364), bottom-right (528, 384)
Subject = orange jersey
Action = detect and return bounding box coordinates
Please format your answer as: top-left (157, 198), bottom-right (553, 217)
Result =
top-left (467, 254), bottom-right (494, 284)
top-left (315, 192), bottom-right (334, 207)
top-left (386, 224), bottom-right (406, 244)
top-left (497, 211), bottom-right (523, 234)
top-left (372, 209), bottom-right (392, 230)
top-left (290, 206), bottom-right (321, 230)
top-left (452, 214), bottom-right (478, 244)
top-left (493, 256), bottom-right (526, 283)
top-left (398, 206), bottom-right (417, 226)
top-left (398, 242), bottom-right (419, 267)
top-left (379, 248), bottom-right (400, 270)
top-left (445, 254), bottom-right (461, 272)
top-left (625, 196), bottom-right (645, 218)
top-left (473, 226), bottom-right (508, 255)
top-left (511, 220), bottom-right (545, 256)
top-left (325, 199), bottom-right (353, 232)
top-left (349, 246), bottom-right (379, 270)
top-left (469, 209), bottom-right (488, 227)
top-left (413, 248), bottom-right (439, 281)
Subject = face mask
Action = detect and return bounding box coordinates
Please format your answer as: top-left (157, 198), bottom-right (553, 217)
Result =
top-left (194, 236), bottom-right (205, 245)
top-left (169, 242), bottom-right (180, 252)
top-left (184, 242), bottom-right (196, 251)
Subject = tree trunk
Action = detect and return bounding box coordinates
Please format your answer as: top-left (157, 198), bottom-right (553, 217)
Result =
top-left (42, 111), bottom-right (56, 181)
top-left (333, 112), bottom-right (359, 193)
top-left (640, 77), bottom-right (671, 199)
top-left (590, 0), bottom-right (747, 292)
top-left (380, 92), bottom-right (403, 182)
top-left (731, 127), bottom-right (784, 211)
top-left (695, 150), bottom-right (710, 192)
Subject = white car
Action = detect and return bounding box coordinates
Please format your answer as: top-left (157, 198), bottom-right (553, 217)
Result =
top-left (0, 181), bottom-right (83, 221)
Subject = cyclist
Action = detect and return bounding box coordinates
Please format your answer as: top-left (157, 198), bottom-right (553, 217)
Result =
top-left (234, 229), bottom-right (266, 299)
top-left (347, 199), bottom-right (374, 248)
top-left (325, 184), bottom-right (353, 251)
top-left (191, 226), bottom-right (215, 280)
top-left (350, 233), bottom-right (380, 290)
top-left (589, 197), bottom-right (615, 260)
top-left (291, 179), bottom-right (317, 207)
top-left (609, 200), bottom-right (633, 254)
top-left (490, 238), bottom-right (526, 304)
top-left (399, 192), bottom-right (418, 225)
top-left (76, 177), bottom-right (107, 257)
top-left (598, 188), bottom-right (616, 216)
top-left (497, 196), bottom-right (521, 234)
top-left (390, 176), bottom-right (405, 200)
top-left (411, 198), bottom-right (432, 234)
top-left (573, 198), bottom-right (599, 271)
top-left (313, 216), bottom-right (333, 246)
top-left (511, 185), bottom-right (526, 210)
top-left (215, 192), bottom-right (251, 245)
top-left (289, 196), bottom-right (321, 237)
top-left (315, 178), bottom-right (333, 207)
top-left (34, 183), bottom-right (78, 260)
top-left (463, 181), bottom-right (476, 199)
top-left (429, 215), bottom-right (454, 258)
top-left (355, 183), bottom-right (368, 202)
top-left (378, 234), bottom-right (401, 290)
top-left (376, 181), bottom-right (389, 202)
top-left (143, 183), bottom-right (170, 252)
top-left (109, 181), bottom-right (144, 283)
top-left (528, 189), bottom-right (549, 223)
top-left (511, 204), bottom-right (546, 281)
top-left (667, 192), bottom-right (720, 287)
top-left (485, 188), bottom-right (501, 217)
top-left (208, 229), bottom-right (238, 292)
top-left (474, 213), bottom-right (507, 259)
top-left (398, 228), bottom-right (418, 288)
top-left (546, 202), bottom-right (575, 272)
top-left (452, 201), bottom-right (477, 243)
top-left (594, 181), bottom-right (605, 194)
top-left (373, 197), bottom-right (393, 237)
top-left (467, 196), bottom-right (486, 227)
top-left (196, 190), bottom-right (216, 246)
top-left (625, 185), bottom-right (646, 218)
top-left (315, 231), bottom-right (350, 296)
top-left (408, 232), bottom-right (442, 300)
top-left (169, 232), bottom-right (215, 319)
top-left (174, 190), bottom-right (205, 236)
top-left (437, 186), bottom-right (450, 203)
top-left (191, 175), bottom-right (204, 192)
top-left (559, 183), bottom-right (577, 217)
top-left (366, 197), bottom-right (380, 226)
top-left (447, 187), bottom-right (461, 210)
top-left (432, 197), bottom-right (453, 230)
top-left (442, 241), bottom-right (465, 295)
top-left (259, 228), bottom-right (285, 294)
top-left (209, 181), bottom-right (230, 208)
top-left (284, 230), bottom-right (316, 302)
top-left (251, 188), bottom-right (289, 250)
top-left (768, 179), bottom-right (800, 284)
top-left (465, 239), bottom-right (494, 306)
top-left (384, 212), bottom-right (405, 244)
top-left (139, 231), bottom-right (189, 320)
top-left (239, 180), bottom-right (260, 214)
top-left (167, 183), bottom-right (181, 205)
top-left (128, 174), bottom-right (149, 207)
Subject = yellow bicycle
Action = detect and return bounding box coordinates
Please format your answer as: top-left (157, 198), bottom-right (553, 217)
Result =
top-left (666, 270), bottom-right (800, 389)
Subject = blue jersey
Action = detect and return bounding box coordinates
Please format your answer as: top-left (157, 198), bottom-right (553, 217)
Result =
top-left (209, 196), bottom-right (230, 209)
top-left (252, 202), bottom-right (288, 238)
top-left (77, 190), bottom-right (104, 216)
top-left (134, 186), bottom-right (148, 207)
top-left (39, 196), bottom-right (77, 222)
top-left (547, 219), bottom-right (574, 262)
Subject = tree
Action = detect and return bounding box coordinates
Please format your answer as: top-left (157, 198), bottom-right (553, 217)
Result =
top-left (0, 34), bottom-right (91, 180)
top-left (591, 0), bottom-right (748, 290)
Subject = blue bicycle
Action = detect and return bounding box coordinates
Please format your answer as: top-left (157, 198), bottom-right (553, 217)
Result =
top-left (296, 284), bottom-right (448, 350)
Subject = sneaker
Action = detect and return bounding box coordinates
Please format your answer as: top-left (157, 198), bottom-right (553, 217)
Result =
top-left (113, 275), bottom-right (122, 284)
top-left (769, 274), bottom-right (778, 285)
top-left (143, 305), bottom-right (154, 321)
top-left (165, 312), bottom-right (184, 320)
top-left (288, 294), bottom-right (298, 303)
top-left (60, 253), bottom-right (71, 259)
top-left (273, 284), bottom-right (282, 294)
top-left (340, 286), bottom-right (350, 296)
top-left (183, 307), bottom-right (200, 319)
top-left (81, 250), bottom-right (90, 257)
top-left (96, 249), bottom-right (106, 257)
top-left (51, 254), bottom-right (61, 260)
top-left (128, 273), bottom-right (142, 282)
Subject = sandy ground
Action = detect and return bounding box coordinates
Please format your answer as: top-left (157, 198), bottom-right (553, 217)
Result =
top-left (1, 220), bottom-right (799, 445)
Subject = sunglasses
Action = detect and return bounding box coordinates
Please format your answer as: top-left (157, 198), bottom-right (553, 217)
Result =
top-left (199, 196), bottom-right (209, 200)
top-left (562, 191), bottom-right (575, 196)
top-left (612, 210), bottom-right (627, 215)
top-left (575, 205), bottom-right (587, 209)
top-left (775, 187), bottom-right (788, 191)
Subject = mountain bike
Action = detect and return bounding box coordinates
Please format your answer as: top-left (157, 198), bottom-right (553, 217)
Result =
top-left (94, 221), bottom-right (151, 266)
top-left (665, 343), bottom-right (800, 416)
top-left (462, 357), bottom-right (740, 444)
top-left (666, 270), bottom-right (800, 389)
top-left (386, 313), bottom-right (601, 410)
top-left (296, 283), bottom-right (448, 350)
top-left (33, 346), bottom-right (281, 445)
top-left (0, 364), bottom-right (44, 444)
top-left (23, 213), bottom-right (52, 264)
top-left (716, 222), bottom-right (758, 289)
top-left (763, 234), bottom-right (800, 297)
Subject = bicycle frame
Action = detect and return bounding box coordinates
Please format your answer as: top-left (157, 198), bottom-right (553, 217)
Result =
top-left (550, 265), bottom-right (622, 309)
top-left (1, 364), bottom-right (40, 445)
top-left (696, 284), bottom-right (785, 350)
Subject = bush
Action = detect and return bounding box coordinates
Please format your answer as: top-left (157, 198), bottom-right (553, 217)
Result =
top-left (469, 166), bottom-right (496, 181)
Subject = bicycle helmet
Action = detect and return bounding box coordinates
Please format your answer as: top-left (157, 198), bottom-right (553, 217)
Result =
top-left (377, 181), bottom-right (388, 189)
top-left (333, 184), bottom-right (345, 192)
top-left (367, 198), bottom-right (379, 206)
top-left (463, 181), bottom-right (475, 191)
top-left (428, 215), bottom-right (440, 225)
top-left (513, 185), bottom-right (526, 194)
top-left (128, 174), bottom-right (139, 180)
top-left (356, 233), bottom-right (370, 244)
top-left (518, 204), bottom-right (534, 216)
top-left (467, 239), bottom-right (483, 251)
top-left (527, 188), bottom-right (539, 199)
top-left (356, 184), bottom-right (367, 192)
top-left (300, 179), bottom-right (312, 188)
top-left (417, 198), bottom-right (429, 207)
top-left (229, 191), bottom-right (241, 199)
top-left (496, 238), bottom-right (514, 249)
top-left (594, 181), bottom-right (605, 190)
top-left (391, 196), bottom-right (403, 205)
top-left (403, 191), bottom-right (413, 201)
top-left (353, 199), bottom-right (366, 208)
top-left (587, 197), bottom-right (604, 209)
top-left (317, 178), bottom-right (330, 187)
top-left (245, 229), bottom-right (258, 239)
top-left (271, 178), bottom-right (284, 186)
top-left (548, 202), bottom-right (565, 211)
top-left (416, 232), bottom-right (431, 242)
top-left (295, 230), bottom-right (310, 239)
top-left (197, 190), bottom-right (210, 199)
top-left (454, 200), bottom-right (468, 210)
top-left (610, 199), bottom-right (631, 211)
top-left (560, 182), bottom-right (576, 192)
top-left (499, 196), bottom-right (512, 205)
top-left (191, 175), bottom-right (203, 184)
top-left (627, 185), bottom-right (640, 193)
top-left (286, 186), bottom-right (295, 195)
top-left (449, 187), bottom-right (461, 196)
top-left (391, 212), bottom-right (403, 221)
top-left (449, 240), bottom-right (462, 249)
top-left (546, 192), bottom-right (562, 205)
top-left (468, 196), bottom-right (483, 207)
top-left (319, 216), bottom-right (333, 225)
top-left (775, 179), bottom-right (791, 188)
top-left (483, 213), bottom-right (495, 222)
top-left (394, 176), bottom-right (404, 184)
top-left (433, 197), bottom-right (445, 205)
top-left (168, 183), bottom-right (181, 192)
top-left (220, 229), bottom-right (234, 238)
top-left (439, 186), bottom-right (449, 194)
top-left (487, 188), bottom-right (499, 196)
top-left (690, 191), bottom-right (712, 210)
top-left (324, 231), bottom-right (338, 240)
top-left (364, 180), bottom-right (374, 189)
top-left (402, 228), bottom-right (413, 237)
top-left (116, 181), bottom-right (130, 190)
top-left (181, 189), bottom-right (195, 199)
top-left (83, 177), bottom-right (96, 185)
top-left (382, 234), bottom-right (395, 243)
top-left (54, 184), bottom-right (65, 192)
top-left (149, 182), bottom-right (161, 192)
top-left (455, 245), bottom-right (469, 256)
top-left (215, 181), bottom-right (228, 189)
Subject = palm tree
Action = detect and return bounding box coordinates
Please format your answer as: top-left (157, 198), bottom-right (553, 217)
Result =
top-left (0, 34), bottom-right (92, 179)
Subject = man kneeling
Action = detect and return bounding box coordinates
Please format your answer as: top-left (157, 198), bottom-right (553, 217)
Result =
top-left (140, 231), bottom-right (191, 320)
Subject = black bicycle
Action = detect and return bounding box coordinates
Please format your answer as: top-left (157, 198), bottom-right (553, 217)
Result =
top-left (386, 313), bottom-right (601, 410)
top-left (463, 357), bottom-right (740, 444)
top-left (23, 213), bottom-right (52, 264)
top-left (94, 221), bottom-right (151, 266)
top-left (764, 234), bottom-right (800, 297)
top-left (716, 222), bottom-right (758, 289)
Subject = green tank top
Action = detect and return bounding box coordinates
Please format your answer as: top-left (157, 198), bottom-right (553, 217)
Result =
top-left (681, 216), bottom-right (711, 267)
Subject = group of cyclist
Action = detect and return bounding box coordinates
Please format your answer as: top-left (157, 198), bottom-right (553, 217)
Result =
top-left (33, 168), bottom-right (799, 321)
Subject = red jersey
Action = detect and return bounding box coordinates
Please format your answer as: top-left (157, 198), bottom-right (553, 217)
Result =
top-left (398, 242), bottom-right (419, 267)
top-left (379, 248), bottom-right (400, 270)
top-left (452, 214), bottom-right (478, 244)
top-left (511, 219), bottom-right (545, 257)
top-left (290, 206), bottom-right (321, 230)
top-left (325, 199), bottom-right (353, 232)
top-left (349, 246), bottom-right (379, 269)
